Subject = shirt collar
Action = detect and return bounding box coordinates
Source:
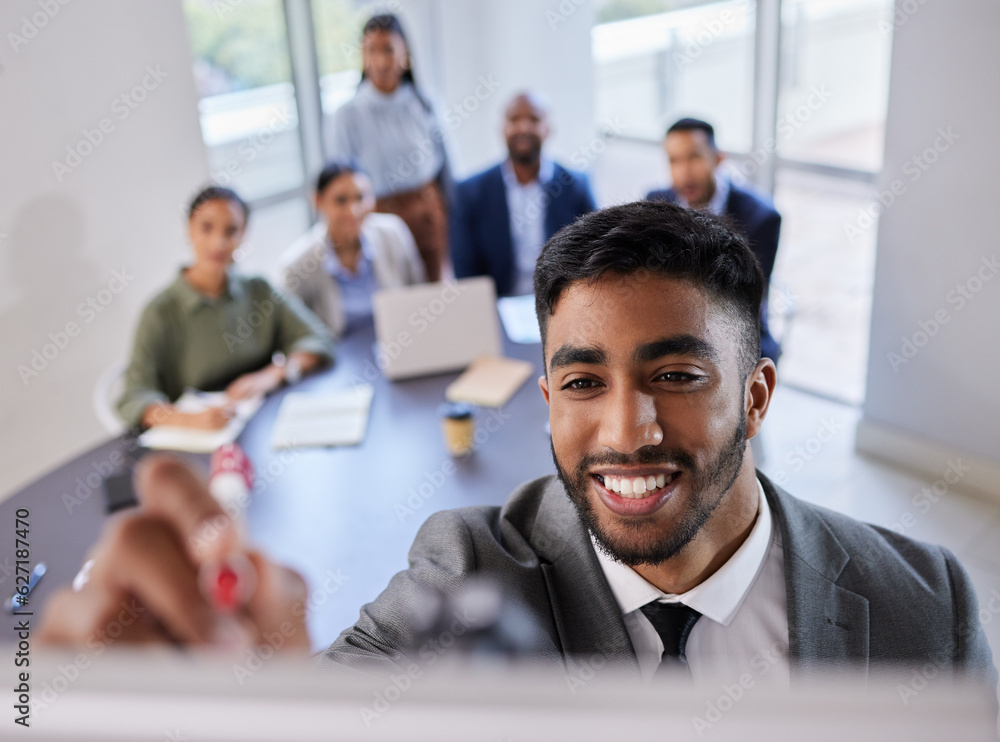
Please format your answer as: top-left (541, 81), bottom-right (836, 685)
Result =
top-left (676, 169), bottom-right (730, 216)
top-left (323, 233), bottom-right (373, 278)
top-left (501, 156), bottom-right (555, 188)
top-left (173, 269), bottom-right (243, 315)
top-left (591, 477), bottom-right (772, 627)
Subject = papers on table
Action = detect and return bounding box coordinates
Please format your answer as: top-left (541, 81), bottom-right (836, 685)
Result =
top-left (445, 356), bottom-right (534, 408)
top-left (270, 384), bottom-right (374, 449)
top-left (138, 390), bottom-right (263, 453)
top-left (497, 294), bottom-right (541, 344)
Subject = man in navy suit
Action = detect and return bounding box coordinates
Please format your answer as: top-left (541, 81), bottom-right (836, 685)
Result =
top-left (451, 92), bottom-right (598, 296)
top-left (648, 118), bottom-right (783, 361)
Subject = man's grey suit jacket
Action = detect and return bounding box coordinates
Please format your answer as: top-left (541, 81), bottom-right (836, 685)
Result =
top-left (319, 472), bottom-right (997, 687)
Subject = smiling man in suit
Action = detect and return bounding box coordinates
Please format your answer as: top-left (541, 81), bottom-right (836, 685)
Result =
top-left (41, 201), bottom-right (996, 699)
top-left (451, 91), bottom-right (597, 297)
top-left (649, 118), bottom-right (784, 362)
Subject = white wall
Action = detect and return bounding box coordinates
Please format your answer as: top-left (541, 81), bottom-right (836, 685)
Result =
top-left (858, 0), bottom-right (1000, 495)
top-left (0, 0), bottom-right (208, 499)
top-left (397, 0), bottom-right (596, 181)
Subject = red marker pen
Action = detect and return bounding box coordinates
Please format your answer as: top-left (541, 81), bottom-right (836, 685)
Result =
top-left (201, 444), bottom-right (257, 612)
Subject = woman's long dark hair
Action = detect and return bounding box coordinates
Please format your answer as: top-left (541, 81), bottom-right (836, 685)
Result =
top-left (359, 13), bottom-right (432, 113)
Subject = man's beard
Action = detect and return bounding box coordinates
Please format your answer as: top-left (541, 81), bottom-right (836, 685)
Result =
top-left (552, 414), bottom-right (747, 567)
top-left (509, 137), bottom-right (542, 166)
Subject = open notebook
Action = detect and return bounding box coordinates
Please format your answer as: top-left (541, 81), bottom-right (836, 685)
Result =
top-left (270, 384), bottom-right (374, 449)
top-left (137, 390), bottom-right (263, 454)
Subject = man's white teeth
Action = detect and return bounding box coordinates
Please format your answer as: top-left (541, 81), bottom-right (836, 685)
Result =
top-left (602, 473), bottom-right (673, 498)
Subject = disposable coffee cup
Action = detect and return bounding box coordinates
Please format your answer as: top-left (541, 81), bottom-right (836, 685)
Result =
top-left (439, 402), bottom-right (476, 456)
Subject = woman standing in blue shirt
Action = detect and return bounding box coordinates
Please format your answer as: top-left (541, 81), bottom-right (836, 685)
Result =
top-left (327, 13), bottom-right (451, 281)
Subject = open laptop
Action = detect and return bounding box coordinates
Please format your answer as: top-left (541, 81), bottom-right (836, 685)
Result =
top-left (372, 276), bottom-right (503, 380)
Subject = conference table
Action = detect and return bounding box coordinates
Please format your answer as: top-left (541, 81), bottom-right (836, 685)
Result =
top-left (0, 322), bottom-right (556, 649)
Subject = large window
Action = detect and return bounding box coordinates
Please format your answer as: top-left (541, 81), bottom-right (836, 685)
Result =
top-left (312, 0), bottom-right (366, 119)
top-left (777, 0), bottom-right (894, 171)
top-left (593, 0), bottom-right (756, 151)
top-left (177, 0), bottom-right (894, 404)
top-left (592, 0), bottom-right (895, 405)
top-left (183, 0), bottom-right (306, 202)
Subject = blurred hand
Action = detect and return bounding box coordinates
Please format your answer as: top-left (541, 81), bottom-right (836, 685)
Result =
top-left (226, 366), bottom-right (283, 401)
top-left (39, 455), bottom-right (312, 652)
top-left (142, 403), bottom-right (234, 431)
top-left (183, 406), bottom-right (234, 430)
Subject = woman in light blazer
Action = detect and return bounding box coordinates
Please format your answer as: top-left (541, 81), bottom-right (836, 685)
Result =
top-left (281, 160), bottom-right (426, 338)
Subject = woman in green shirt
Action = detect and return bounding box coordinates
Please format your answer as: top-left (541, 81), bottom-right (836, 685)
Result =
top-left (117, 186), bottom-right (335, 431)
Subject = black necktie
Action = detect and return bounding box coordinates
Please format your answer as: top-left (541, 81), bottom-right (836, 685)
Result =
top-left (640, 601), bottom-right (702, 678)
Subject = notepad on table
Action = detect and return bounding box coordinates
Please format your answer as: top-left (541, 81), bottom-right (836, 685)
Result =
top-left (138, 390), bottom-right (263, 454)
top-left (270, 384), bottom-right (374, 449)
top-left (445, 356), bottom-right (534, 408)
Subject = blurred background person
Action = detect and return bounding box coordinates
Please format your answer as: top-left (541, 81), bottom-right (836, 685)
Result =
top-left (281, 160), bottom-right (425, 338)
top-left (327, 13), bottom-right (451, 282)
top-left (451, 91), bottom-right (597, 297)
top-left (648, 118), bottom-right (782, 362)
top-left (116, 186), bottom-right (334, 431)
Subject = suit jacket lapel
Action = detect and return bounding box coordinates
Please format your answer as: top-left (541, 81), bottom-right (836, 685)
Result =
top-left (760, 473), bottom-right (870, 680)
top-left (486, 167), bottom-right (515, 294)
top-left (529, 478), bottom-right (641, 677)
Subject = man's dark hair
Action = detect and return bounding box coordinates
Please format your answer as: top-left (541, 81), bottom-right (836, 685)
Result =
top-left (534, 200), bottom-right (763, 379)
top-left (667, 117), bottom-right (716, 149)
top-left (316, 159), bottom-right (362, 196)
top-left (187, 185), bottom-right (249, 223)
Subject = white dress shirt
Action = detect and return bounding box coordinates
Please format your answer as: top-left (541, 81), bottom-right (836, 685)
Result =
top-left (501, 157), bottom-right (555, 296)
top-left (592, 478), bottom-right (790, 688)
top-left (676, 169), bottom-right (731, 216)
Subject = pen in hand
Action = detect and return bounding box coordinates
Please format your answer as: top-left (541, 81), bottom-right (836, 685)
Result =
top-left (200, 444), bottom-right (257, 613)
